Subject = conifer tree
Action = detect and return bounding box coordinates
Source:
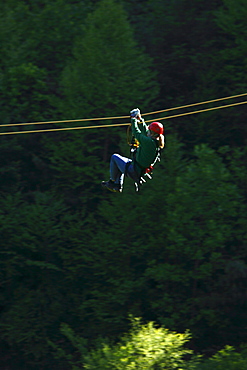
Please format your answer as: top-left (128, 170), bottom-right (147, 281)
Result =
top-left (60, 0), bottom-right (159, 119)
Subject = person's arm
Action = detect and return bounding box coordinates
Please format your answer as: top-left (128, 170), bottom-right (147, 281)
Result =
top-left (131, 117), bottom-right (150, 144)
top-left (130, 108), bottom-right (149, 139)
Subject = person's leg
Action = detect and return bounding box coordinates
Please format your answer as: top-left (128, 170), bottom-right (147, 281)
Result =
top-left (125, 162), bottom-right (140, 182)
top-left (102, 154), bottom-right (139, 192)
top-left (110, 154), bottom-right (131, 187)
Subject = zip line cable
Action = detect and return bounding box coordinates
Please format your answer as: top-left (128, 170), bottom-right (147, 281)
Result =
top-left (0, 115), bottom-right (129, 128)
top-left (145, 100), bottom-right (247, 123)
top-left (0, 93), bottom-right (246, 136)
top-left (0, 92), bottom-right (246, 128)
top-left (0, 93), bottom-right (247, 127)
top-left (0, 100), bottom-right (246, 136)
top-left (142, 92), bottom-right (247, 116)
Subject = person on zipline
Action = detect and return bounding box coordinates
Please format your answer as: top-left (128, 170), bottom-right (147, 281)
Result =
top-left (101, 108), bottom-right (165, 192)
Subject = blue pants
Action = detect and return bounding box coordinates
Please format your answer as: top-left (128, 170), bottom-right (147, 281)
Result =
top-left (110, 154), bottom-right (139, 186)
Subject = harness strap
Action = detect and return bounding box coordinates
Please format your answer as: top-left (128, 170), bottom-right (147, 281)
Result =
top-left (127, 139), bottom-right (162, 192)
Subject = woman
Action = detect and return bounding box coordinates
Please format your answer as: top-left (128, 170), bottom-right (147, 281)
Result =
top-left (102, 108), bottom-right (165, 192)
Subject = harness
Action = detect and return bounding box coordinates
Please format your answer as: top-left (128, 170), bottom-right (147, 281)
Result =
top-left (126, 126), bottom-right (163, 192)
top-left (133, 142), bottom-right (161, 192)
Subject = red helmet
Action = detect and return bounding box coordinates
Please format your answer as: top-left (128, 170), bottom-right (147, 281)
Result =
top-left (148, 122), bottom-right (164, 135)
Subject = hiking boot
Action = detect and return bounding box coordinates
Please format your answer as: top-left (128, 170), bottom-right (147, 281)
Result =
top-left (101, 180), bottom-right (122, 193)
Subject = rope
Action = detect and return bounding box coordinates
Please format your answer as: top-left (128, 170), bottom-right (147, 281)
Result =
top-left (0, 123), bottom-right (126, 136)
top-left (145, 100), bottom-right (247, 123)
top-left (0, 115), bottom-right (129, 128)
top-left (0, 96), bottom-right (246, 136)
top-left (0, 92), bottom-right (246, 129)
top-left (141, 92), bottom-right (247, 116)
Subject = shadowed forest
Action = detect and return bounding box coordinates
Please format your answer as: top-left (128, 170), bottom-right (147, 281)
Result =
top-left (0, 0), bottom-right (246, 368)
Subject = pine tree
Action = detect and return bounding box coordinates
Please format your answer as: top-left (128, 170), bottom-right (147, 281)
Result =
top-left (60, 0), bottom-right (159, 119)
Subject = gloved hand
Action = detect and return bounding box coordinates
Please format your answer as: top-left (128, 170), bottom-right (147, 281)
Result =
top-left (130, 108), bottom-right (140, 118)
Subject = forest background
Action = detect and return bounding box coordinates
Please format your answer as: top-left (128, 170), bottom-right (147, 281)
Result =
top-left (0, 0), bottom-right (246, 368)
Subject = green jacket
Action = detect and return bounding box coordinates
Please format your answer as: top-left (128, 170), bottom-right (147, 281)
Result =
top-left (131, 117), bottom-right (158, 173)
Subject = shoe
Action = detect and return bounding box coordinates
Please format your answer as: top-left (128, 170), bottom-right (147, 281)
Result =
top-left (101, 180), bottom-right (122, 193)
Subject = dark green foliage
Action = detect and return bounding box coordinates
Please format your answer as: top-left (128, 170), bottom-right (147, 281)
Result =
top-left (60, 0), bottom-right (159, 119)
top-left (1, 63), bottom-right (53, 123)
top-left (195, 345), bottom-right (247, 370)
top-left (0, 0), bottom-right (89, 123)
top-left (0, 191), bottom-right (98, 366)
